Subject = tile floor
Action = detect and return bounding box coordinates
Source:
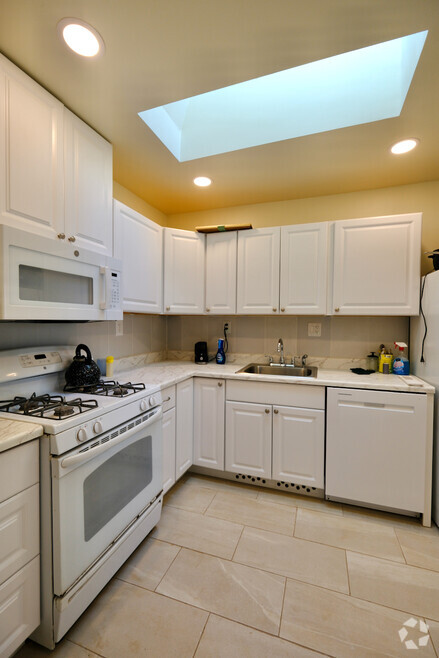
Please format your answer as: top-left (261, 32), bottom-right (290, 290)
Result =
top-left (17, 474), bottom-right (439, 658)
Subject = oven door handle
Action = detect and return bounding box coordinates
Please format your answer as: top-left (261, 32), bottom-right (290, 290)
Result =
top-left (60, 406), bottom-right (162, 470)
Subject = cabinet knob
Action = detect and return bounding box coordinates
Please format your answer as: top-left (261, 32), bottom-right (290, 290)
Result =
top-left (206, 307), bottom-right (210, 312)
top-left (334, 307), bottom-right (340, 312)
top-left (217, 381), bottom-right (223, 387)
top-left (265, 408), bottom-right (270, 414)
top-left (68, 236), bottom-right (76, 242)
top-left (281, 308), bottom-right (285, 312)
top-left (57, 233), bottom-right (65, 240)
top-left (166, 306), bottom-right (170, 311)
top-left (272, 308), bottom-right (277, 312)
top-left (274, 409), bottom-right (279, 414)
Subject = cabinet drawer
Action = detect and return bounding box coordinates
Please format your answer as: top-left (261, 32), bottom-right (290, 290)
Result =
top-left (226, 380), bottom-right (325, 409)
top-left (0, 483), bottom-right (39, 584)
top-left (0, 441), bottom-right (39, 503)
top-left (0, 556), bottom-right (40, 658)
top-left (161, 385), bottom-right (176, 412)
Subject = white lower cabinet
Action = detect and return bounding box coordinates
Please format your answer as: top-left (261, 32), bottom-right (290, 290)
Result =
top-left (193, 378), bottom-right (225, 470)
top-left (0, 440), bottom-right (40, 658)
top-left (175, 379), bottom-right (194, 479)
top-left (162, 407), bottom-right (176, 494)
top-left (225, 401), bottom-right (272, 478)
top-left (272, 406), bottom-right (325, 488)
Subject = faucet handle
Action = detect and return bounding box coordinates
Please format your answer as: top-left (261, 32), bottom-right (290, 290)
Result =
top-left (265, 354), bottom-right (273, 364)
top-left (301, 354), bottom-right (308, 366)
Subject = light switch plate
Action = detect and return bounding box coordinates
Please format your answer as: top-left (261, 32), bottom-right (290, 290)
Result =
top-left (308, 322), bottom-right (321, 337)
top-left (115, 320), bottom-right (123, 336)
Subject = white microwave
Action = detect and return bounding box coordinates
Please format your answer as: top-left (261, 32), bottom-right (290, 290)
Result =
top-left (0, 226), bottom-right (122, 321)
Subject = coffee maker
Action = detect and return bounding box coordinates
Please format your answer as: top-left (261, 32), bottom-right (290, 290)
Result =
top-left (194, 341), bottom-right (208, 364)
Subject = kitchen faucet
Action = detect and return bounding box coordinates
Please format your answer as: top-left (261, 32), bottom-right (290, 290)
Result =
top-left (277, 338), bottom-right (285, 365)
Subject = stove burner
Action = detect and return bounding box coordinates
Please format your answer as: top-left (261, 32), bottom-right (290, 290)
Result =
top-left (0, 393), bottom-right (99, 419)
top-left (51, 404), bottom-right (75, 418)
top-left (64, 380), bottom-right (146, 397)
top-left (112, 386), bottom-right (129, 397)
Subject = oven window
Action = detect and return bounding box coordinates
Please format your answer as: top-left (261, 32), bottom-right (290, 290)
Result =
top-left (19, 264), bottom-right (93, 304)
top-left (83, 436), bottom-right (153, 542)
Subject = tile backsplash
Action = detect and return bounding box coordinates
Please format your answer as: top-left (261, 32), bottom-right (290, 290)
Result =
top-left (0, 313), bottom-right (408, 364)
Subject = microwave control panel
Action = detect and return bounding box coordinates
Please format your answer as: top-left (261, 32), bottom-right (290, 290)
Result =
top-left (109, 271), bottom-right (121, 310)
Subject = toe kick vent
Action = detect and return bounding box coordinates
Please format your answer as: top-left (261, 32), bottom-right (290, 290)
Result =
top-left (233, 473), bottom-right (317, 495)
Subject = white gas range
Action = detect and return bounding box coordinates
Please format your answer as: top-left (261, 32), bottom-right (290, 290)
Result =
top-left (0, 346), bottom-right (163, 650)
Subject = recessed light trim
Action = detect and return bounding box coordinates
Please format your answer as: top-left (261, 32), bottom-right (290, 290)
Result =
top-left (57, 18), bottom-right (105, 57)
top-left (193, 176), bottom-right (212, 187)
top-left (390, 138), bottom-right (419, 154)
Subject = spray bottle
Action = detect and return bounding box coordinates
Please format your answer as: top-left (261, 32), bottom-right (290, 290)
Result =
top-left (393, 342), bottom-right (409, 375)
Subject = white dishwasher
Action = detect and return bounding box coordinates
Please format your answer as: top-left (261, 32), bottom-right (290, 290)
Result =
top-left (326, 387), bottom-right (428, 515)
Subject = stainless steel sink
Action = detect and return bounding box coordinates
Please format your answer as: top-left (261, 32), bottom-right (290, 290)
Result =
top-left (237, 363), bottom-right (318, 377)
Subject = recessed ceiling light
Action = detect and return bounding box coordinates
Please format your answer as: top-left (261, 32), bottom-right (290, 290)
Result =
top-left (193, 176), bottom-right (212, 187)
top-left (390, 138), bottom-right (419, 154)
top-left (58, 18), bottom-right (104, 57)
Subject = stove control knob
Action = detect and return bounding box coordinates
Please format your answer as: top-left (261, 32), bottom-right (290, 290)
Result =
top-left (77, 428), bottom-right (88, 443)
top-left (140, 399), bottom-right (148, 412)
top-left (93, 421), bottom-right (103, 434)
top-left (149, 396), bottom-right (156, 408)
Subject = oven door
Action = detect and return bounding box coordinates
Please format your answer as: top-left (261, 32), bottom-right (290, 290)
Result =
top-left (51, 406), bottom-right (162, 596)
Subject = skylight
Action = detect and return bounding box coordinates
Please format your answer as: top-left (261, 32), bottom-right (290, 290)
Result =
top-left (138, 30), bottom-right (428, 162)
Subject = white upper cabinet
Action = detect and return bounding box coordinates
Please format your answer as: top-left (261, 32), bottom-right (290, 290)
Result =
top-left (0, 55), bottom-right (64, 239)
top-left (64, 110), bottom-right (113, 256)
top-left (332, 213), bottom-right (422, 315)
top-left (237, 227), bottom-right (280, 314)
top-left (280, 223), bottom-right (328, 315)
top-left (113, 200), bottom-right (163, 313)
top-left (164, 228), bottom-right (205, 314)
top-left (205, 232), bottom-right (237, 314)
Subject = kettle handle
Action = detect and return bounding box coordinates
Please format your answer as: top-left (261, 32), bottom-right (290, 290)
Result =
top-left (75, 344), bottom-right (92, 363)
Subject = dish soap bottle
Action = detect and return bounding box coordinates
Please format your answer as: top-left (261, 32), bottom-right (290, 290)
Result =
top-left (393, 342), bottom-right (410, 375)
top-left (216, 338), bottom-right (226, 364)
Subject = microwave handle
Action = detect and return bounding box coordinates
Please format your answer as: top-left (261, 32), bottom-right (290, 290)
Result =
top-left (99, 266), bottom-right (111, 310)
top-left (60, 406), bottom-right (162, 470)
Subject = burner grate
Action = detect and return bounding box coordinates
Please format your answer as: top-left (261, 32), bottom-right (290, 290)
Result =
top-left (0, 393), bottom-right (99, 419)
top-left (64, 380), bottom-right (146, 397)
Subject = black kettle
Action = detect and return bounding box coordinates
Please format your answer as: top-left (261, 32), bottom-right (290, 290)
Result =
top-left (65, 344), bottom-right (101, 388)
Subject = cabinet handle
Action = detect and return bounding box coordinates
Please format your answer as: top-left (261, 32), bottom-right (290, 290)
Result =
top-left (274, 409), bottom-right (279, 414)
top-left (68, 236), bottom-right (76, 242)
top-left (265, 408), bottom-right (270, 414)
top-left (57, 233), bottom-right (65, 240)
top-left (272, 308), bottom-right (277, 312)
top-left (281, 308), bottom-right (285, 312)
top-left (206, 307), bottom-right (210, 312)
top-left (334, 307), bottom-right (340, 312)
top-left (163, 396), bottom-right (171, 402)
top-left (166, 306), bottom-right (170, 311)
top-left (217, 382), bottom-right (223, 387)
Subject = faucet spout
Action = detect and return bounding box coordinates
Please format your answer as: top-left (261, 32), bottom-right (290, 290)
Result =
top-left (277, 338), bottom-right (285, 365)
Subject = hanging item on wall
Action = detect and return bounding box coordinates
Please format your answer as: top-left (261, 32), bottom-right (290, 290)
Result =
top-left (196, 223), bottom-right (252, 233)
top-left (425, 249), bottom-right (439, 271)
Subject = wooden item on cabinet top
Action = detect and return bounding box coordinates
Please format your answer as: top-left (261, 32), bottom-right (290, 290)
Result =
top-left (196, 223), bottom-right (252, 233)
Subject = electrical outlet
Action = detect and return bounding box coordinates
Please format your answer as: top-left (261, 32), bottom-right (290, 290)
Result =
top-left (224, 321), bottom-right (232, 335)
top-left (308, 322), bottom-right (321, 337)
top-left (115, 320), bottom-right (123, 336)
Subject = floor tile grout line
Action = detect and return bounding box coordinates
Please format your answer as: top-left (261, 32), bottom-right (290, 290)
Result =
top-left (230, 523), bottom-right (246, 561)
top-left (66, 639), bottom-right (108, 657)
top-left (277, 576), bottom-right (288, 638)
top-left (153, 545), bottom-right (182, 593)
top-left (423, 617), bottom-right (439, 658)
top-left (191, 612), bottom-right (211, 657)
top-left (344, 549), bottom-right (351, 596)
top-left (393, 524), bottom-right (409, 566)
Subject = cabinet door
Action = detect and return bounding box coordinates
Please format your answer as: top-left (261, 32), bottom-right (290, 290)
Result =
top-left (0, 484), bottom-right (39, 585)
top-left (280, 223), bottom-right (328, 315)
top-left (193, 378), bottom-right (225, 470)
top-left (332, 213), bottom-right (421, 315)
top-left (64, 109), bottom-right (113, 255)
top-left (272, 406), bottom-right (324, 488)
top-left (113, 200), bottom-right (163, 313)
top-left (326, 388), bottom-right (427, 512)
top-left (176, 379), bottom-right (194, 479)
top-left (237, 228), bottom-right (280, 314)
top-left (162, 407), bottom-right (176, 494)
top-left (164, 228), bottom-right (205, 313)
top-left (225, 401), bottom-right (271, 477)
top-left (0, 556), bottom-right (39, 658)
top-left (0, 55), bottom-right (64, 239)
top-left (205, 232), bottom-right (237, 314)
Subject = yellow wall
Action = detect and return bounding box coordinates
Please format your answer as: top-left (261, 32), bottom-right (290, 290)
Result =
top-left (113, 181), bottom-right (167, 226)
top-left (168, 180), bottom-right (439, 275)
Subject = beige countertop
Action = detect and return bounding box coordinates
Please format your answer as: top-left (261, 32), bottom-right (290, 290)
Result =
top-left (117, 360), bottom-right (435, 395)
top-left (0, 418), bottom-right (43, 454)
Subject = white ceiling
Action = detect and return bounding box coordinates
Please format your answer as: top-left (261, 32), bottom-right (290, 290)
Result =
top-left (0, 0), bottom-right (438, 215)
